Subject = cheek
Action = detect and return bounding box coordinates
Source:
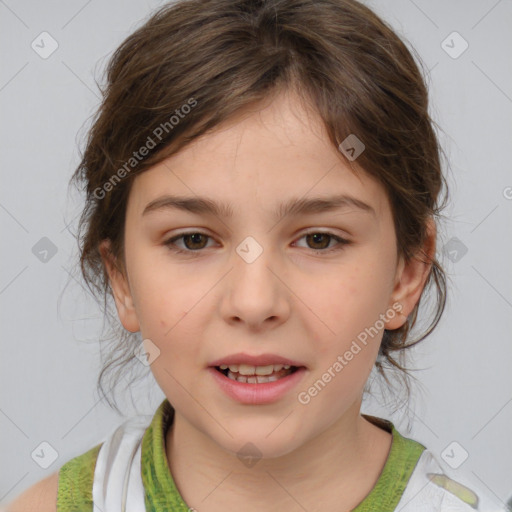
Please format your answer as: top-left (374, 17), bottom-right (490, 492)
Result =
top-left (305, 265), bottom-right (385, 351)
top-left (134, 273), bottom-right (206, 395)
top-left (297, 337), bottom-right (379, 421)
top-left (126, 257), bottom-right (203, 355)
top-left (321, 352), bottom-right (375, 409)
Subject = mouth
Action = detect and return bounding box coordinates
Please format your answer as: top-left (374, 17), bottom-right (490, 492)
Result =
top-left (214, 364), bottom-right (300, 384)
top-left (209, 363), bottom-right (307, 404)
top-left (208, 353), bottom-right (307, 404)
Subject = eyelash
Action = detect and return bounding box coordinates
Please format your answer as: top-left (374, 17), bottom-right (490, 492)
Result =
top-left (163, 230), bottom-right (351, 256)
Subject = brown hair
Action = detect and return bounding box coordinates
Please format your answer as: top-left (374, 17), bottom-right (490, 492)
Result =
top-left (70, 0), bottom-right (449, 414)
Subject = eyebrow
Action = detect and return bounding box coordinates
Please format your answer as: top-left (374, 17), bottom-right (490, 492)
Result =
top-left (142, 194), bottom-right (376, 220)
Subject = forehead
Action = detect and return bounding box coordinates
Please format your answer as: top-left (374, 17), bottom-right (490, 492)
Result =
top-left (127, 90), bottom-right (390, 220)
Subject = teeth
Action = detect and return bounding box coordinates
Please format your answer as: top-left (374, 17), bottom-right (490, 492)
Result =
top-left (219, 363), bottom-right (291, 375)
top-left (227, 370), bottom-right (280, 383)
top-left (260, 375), bottom-right (279, 383)
top-left (242, 364), bottom-right (274, 375)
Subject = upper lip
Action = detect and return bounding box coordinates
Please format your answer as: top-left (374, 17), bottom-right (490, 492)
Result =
top-left (209, 353), bottom-right (306, 368)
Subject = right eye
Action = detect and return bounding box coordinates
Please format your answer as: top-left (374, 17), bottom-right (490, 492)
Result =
top-left (163, 231), bottom-right (215, 254)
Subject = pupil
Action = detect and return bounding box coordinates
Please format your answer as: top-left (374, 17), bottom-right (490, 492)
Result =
top-left (308, 233), bottom-right (329, 249)
top-left (185, 233), bottom-right (206, 250)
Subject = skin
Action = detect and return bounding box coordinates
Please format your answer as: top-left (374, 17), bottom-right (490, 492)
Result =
top-left (101, 88), bottom-right (435, 511)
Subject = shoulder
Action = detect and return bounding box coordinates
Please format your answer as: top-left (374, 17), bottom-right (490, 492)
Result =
top-left (397, 450), bottom-right (492, 511)
top-left (378, 420), bottom-right (494, 511)
top-left (4, 443), bottom-right (102, 512)
top-left (3, 403), bottom-right (166, 512)
top-left (3, 471), bottom-right (59, 512)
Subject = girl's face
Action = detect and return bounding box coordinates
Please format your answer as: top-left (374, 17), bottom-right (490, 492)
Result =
top-left (103, 89), bottom-right (432, 459)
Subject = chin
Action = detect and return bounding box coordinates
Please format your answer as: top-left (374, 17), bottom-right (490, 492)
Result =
top-left (209, 421), bottom-right (307, 461)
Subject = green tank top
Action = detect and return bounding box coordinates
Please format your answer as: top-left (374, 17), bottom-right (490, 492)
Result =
top-left (57, 399), bottom-right (426, 511)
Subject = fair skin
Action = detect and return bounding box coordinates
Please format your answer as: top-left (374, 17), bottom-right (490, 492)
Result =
top-left (5, 88), bottom-right (434, 512)
top-left (4, 471), bottom-right (59, 512)
top-left (100, 89), bottom-right (435, 511)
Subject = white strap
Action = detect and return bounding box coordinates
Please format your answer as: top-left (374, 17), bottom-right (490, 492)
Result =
top-left (92, 416), bottom-right (150, 512)
top-left (124, 440), bottom-right (146, 512)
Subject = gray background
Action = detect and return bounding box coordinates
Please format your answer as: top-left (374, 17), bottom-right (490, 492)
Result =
top-left (1, 0), bottom-right (511, 508)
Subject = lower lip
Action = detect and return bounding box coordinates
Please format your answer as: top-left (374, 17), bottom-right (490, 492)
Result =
top-left (208, 367), bottom-right (307, 405)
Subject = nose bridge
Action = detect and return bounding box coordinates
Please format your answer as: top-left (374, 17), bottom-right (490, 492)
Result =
top-left (221, 233), bottom-right (289, 326)
top-left (233, 233), bottom-right (277, 296)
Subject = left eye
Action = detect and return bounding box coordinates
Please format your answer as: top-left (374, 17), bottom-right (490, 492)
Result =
top-left (164, 231), bottom-right (351, 254)
top-left (294, 232), bottom-right (350, 252)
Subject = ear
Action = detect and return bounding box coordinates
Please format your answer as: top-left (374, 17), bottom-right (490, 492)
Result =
top-left (384, 218), bottom-right (436, 330)
top-left (99, 239), bottom-right (140, 333)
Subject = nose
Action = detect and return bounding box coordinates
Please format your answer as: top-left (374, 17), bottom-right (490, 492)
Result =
top-left (220, 238), bottom-right (290, 331)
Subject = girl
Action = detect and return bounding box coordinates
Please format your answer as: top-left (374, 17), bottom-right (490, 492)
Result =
top-left (6, 0), bottom-right (496, 510)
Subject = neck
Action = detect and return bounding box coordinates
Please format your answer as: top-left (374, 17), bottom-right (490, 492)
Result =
top-left (164, 399), bottom-right (392, 511)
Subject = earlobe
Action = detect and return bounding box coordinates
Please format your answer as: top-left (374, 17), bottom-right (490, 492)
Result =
top-left (99, 240), bottom-right (140, 333)
top-left (385, 218), bottom-right (436, 331)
